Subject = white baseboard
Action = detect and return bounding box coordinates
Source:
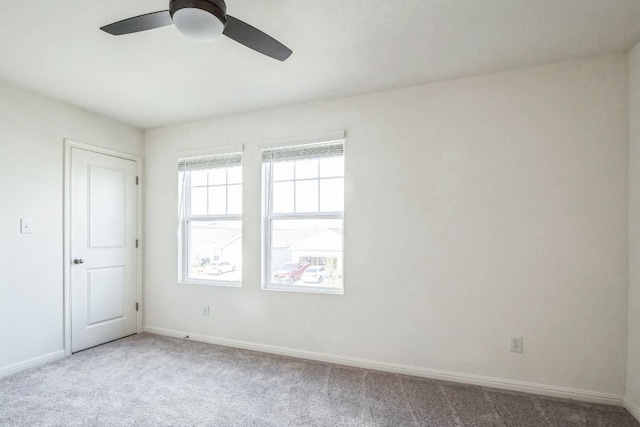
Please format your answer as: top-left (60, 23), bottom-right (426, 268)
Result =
top-left (143, 326), bottom-right (624, 406)
top-left (625, 399), bottom-right (640, 422)
top-left (0, 350), bottom-right (66, 379)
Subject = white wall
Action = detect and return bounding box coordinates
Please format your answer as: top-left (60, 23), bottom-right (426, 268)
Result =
top-left (145, 54), bottom-right (629, 399)
top-left (0, 83), bottom-right (143, 373)
top-left (628, 42), bottom-right (640, 417)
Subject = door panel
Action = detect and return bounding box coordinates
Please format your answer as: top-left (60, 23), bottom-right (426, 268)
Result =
top-left (89, 165), bottom-right (126, 248)
top-left (87, 267), bottom-right (125, 325)
top-left (71, 148), bottom-right (137, 352)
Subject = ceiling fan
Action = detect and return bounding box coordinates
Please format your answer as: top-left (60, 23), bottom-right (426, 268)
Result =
top-left (100, 0), bottom-right (293, 61)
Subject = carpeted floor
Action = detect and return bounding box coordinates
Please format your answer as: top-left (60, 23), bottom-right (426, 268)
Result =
top-left (0, 334), bottom-right (637, 426)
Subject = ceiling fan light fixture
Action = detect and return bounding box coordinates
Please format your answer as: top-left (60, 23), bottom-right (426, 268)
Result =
top-left (170, 0), bottom-right (226, 42)
top-left (102, 0), bottom-right (292, 61)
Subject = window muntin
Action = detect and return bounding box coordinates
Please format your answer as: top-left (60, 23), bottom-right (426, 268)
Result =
top-left (189, 166), bottom-right (242, 216)
top-left (262, 141), bottom-right (344, 293)
top-left (179, 153), bottom-right (242, 286)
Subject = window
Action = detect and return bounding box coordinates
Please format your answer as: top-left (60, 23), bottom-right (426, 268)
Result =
top-left (179, 152), bottom-right (242, 286)
top-left (262, 139), bottom-right (344, 293)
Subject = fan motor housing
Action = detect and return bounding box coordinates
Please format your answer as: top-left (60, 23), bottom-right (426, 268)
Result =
top-left (169, 0), bottom-right (227, 24)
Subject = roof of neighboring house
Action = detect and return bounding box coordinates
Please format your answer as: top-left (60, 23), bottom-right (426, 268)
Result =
top-left (271, 229), bottom-right (318, 248)
top-left (290, 228), bottom-right (342, 251)
top-left (211, 234), bottom-right (242, 249)
top-left (190, 223), bottom-right (241, 247)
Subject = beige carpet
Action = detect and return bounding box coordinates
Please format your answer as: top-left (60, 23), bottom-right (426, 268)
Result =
top-left (0, 333), bottom-right (637, 426)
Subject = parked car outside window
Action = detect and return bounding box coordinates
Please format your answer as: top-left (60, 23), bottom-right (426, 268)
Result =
top-left (273, 261), bottom-right (311, 284)
top-left (301, 266), bottom-right (327, 283)
top-left (205, 261), bottom-right (236, 275)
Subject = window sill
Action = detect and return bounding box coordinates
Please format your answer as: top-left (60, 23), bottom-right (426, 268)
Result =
top-left (179, 279), bottom-right (242, 288)
top-left (262, 284), bottom-right (344, 295)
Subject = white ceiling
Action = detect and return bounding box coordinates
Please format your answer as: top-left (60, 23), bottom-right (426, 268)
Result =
top-left (1, 1), bottom-right (640, 130)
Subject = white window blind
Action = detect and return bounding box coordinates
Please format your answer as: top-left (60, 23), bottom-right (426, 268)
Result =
top-left (262, 140), bottom-right (344, 163)
top-left (179, 152), bottom-right (242, 171)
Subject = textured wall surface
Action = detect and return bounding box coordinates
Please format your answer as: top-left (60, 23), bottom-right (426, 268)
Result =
top-left (627, 42), bottom-right (640, 416)
top-left (145, 55), bottom-right (629, 397)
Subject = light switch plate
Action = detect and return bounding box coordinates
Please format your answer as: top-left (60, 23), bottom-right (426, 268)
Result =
top-left (20, 218), bottom-right (33, 234)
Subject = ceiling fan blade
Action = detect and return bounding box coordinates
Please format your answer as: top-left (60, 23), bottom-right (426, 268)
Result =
top-left (223, 15), bottom-right (292, 61)
top-left (101, 10), bottom-right (173, 36)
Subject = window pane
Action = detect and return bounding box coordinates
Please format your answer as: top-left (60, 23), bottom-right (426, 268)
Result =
top-left (182, 162), bottom-right (244, 287)
top-left (228, 184), bottom-right (242, 215)
top-left (295, 159), bottom-right (318, 179)
top-left (273, 161), bottom-right (294, 181)
top-left (320, 178), bottom-right (344, 212)
top-left (188, 220), bottom-right (242, 282)
top-left (191, 187), bottom-right (207, 215)
top-left (208, 168), bottom-right (226, 185)
top-left (295, 180), bottom-right (319, 213)
top-left (227, 166), bottom-right (242, 184)
top-left (191, 170), bottom-right (208, 187)
top-left (270, 218), bottom-right (343, 290)
top-left (273, 182), bottom-right (294, 213)
top-left (208, 186), bottom-right (227, 215)
top-left (320, 157), bottom-right (344, 178)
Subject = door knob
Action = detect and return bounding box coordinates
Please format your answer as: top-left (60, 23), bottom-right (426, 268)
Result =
top-left (73, 258), bottom-right (84, 265)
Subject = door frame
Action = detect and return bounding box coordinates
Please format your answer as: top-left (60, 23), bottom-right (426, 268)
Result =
top-left (63, 139), bottom-right (143, 356)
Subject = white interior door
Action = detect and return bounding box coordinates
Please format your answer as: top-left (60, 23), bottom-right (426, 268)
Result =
top-left (70, 147), bottom-right (138, 352)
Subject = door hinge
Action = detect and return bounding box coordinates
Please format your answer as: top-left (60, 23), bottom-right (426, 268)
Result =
top-left (136, 302), bottom-right (139, 311)
top-left (136, 239), bottom-right (139, 248)
top-left (136, 176), bottom-right (139, 185)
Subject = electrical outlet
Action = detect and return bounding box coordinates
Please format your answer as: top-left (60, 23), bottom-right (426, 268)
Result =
top-left (202, 304), bottom-right (210, 316)
top-left (20, 218), bottom-right (33, 234)
top-left (510, 336), bottom-right (523, 353)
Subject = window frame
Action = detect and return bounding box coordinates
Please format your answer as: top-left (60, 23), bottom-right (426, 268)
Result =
top-left (178, 149), bottom-right (243, 287)
top-left (261, 137), bottom-right (345, 294)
